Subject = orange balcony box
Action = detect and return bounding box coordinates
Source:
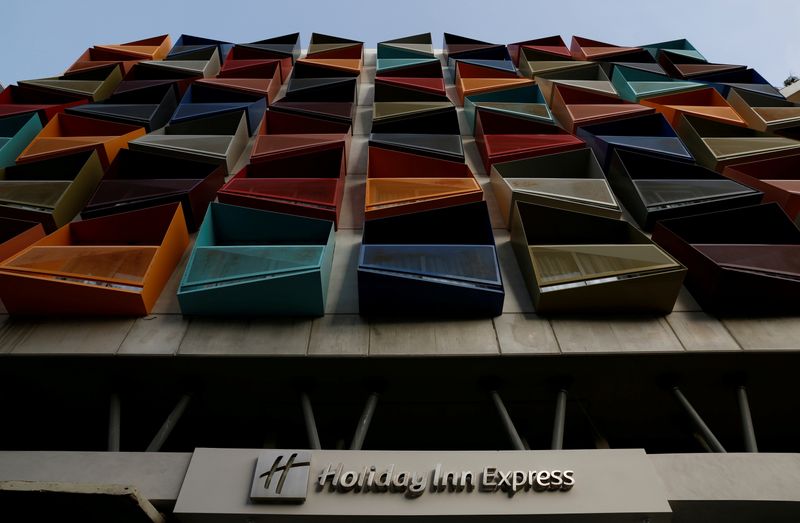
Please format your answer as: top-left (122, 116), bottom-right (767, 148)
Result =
top-left (0, 203), bottom-right (189, 316)
top-left (366, 147), bottom-right (482, 220)
top-left (16, 113), bottom-right (145, 168)
top-left (0, 217), bottom-right (45, 262)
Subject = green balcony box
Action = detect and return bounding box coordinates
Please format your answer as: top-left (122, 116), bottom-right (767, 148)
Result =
top-left (510, 200), bottom-right (686, 314)
top-left (177, 203), bottom-right (335, 316)
top-left (0, 113), bottom-right (43, 168)
top-left (0, 150), bottom-right (104, 232)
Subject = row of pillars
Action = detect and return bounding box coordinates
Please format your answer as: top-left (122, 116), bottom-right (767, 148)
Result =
top-left (105, 385), bottom-right (757, 453)
top-left (490, 385), bottom-right (758, 453)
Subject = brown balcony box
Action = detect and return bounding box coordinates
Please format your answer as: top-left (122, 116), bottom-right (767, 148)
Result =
top-left (81, 148), bottom-right (227, 232)
top-left (0, 217), bottom-right (45, 262)
top-left (511, 200), bottom-right (685, 314)
top-left (652, 203), bottom-right (800, 315)
top-left (722, 154), bottom-right (800, 225)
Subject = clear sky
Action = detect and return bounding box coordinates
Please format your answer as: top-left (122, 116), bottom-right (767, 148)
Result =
top-left (2, 0), bottom-right (798, 87)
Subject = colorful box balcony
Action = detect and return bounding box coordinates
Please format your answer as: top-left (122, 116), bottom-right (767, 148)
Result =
top-left (177, 202), bottom-right (335, 316)
top-left (607, 149), bottom-right (763, 230)
top-left (371, 101), bottom-right (459, 134)
top-left (491, 148), bottom-right (622, 225)
top-left (451, 58), bottom-right (519, 81)
top-left (549, 84), bottom-right (654, 133)
top-left (674, 114), bottom-right (800, 172)
top-left (642, 39), bottom-right (706, 62)
top-left (232, 33), bottom-right (302, 76)
top-left (376, 56), bottom-right (443, 78)
top-left (536, 63), bottom-right (618, 103)
top-left (0, 84), bottom-right (87, 122)
top-left (575, 113), bottom-right (694, 168)
top-left (443, 33), bottom-right (511, 63)
top-left (518, 47), bottom-right (590, 80)
top-left (17, 64), bottom-right (124, 103)
top-left (474, 108), bottom-right (585, 172)
top-left (639, 87), bottom-right (746, 127)
top-left (129, 111), bottom-right (249, 173)
top-left (570, 37), bottom-right (655, 63)
top-left (463, 84), bottom-right (553, 135)
top-left (170, 83), bottom-right (266, 136)
top-left (652, 203), bottom-right (800, 314)
top-left (358, 201), bottom-right (504, 317)
top-left (657, 51), bottom-right (744, 79)
top-left (0, 151), bottom-right (104, 232)
top-left (264, 101), bottom-right (354, 135)
top-left (455, 77), bottom-right (533, 107)
top-left (365, 146), bottom-right (482, 220)
top-left (511, 200), bottom-right (685, 314)
top-left (130, 48), bottom-right (222, 80)
top-left (374, 77), bottom-right (447, 102)
top-left (218, 134), bottom-right (347, 226)
top-left (696, 68), bottom-right (783, 99)
top-left (284, 74), bottom-right (358, 103)
top-left (209, 58), bottom-right (284, 102)
top-left (611, 65), bottom-right (705, 102)
top-left (67, 35), bottom-right (172, 75)
top-left (377, 33), bottom-right (434, 60)
top-left (66, 81), bottom-right (179, 131)
top-left (0, 217), bottom-right (45, 262)
top-left (369, 133), bottom-right (463, 162)
top-left (0, 113), bottom-right (43, 168)
top-left (727, 89), bottom-right (800, 136)
top-left (81, 148), bottom-right (226, 232)
top-left (168, 35), bottom-right (233, 63)
top-left (307, 33), bottom-right (363, 60)
top-left (508, 36), bottom-right (572, 67)
top-left (0, 203), bottom-right (188, 316)
top-left (722, 154), bottom-right (800, 225)
top-left (16, 112), bottom-right (145, 168)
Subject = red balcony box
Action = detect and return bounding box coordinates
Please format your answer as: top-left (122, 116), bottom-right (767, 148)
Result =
top-left (250, 132), bottom-right (350, 167)
top-left (0, 85), bottom-right (88, 122)
top-left (262, 102), bottom-right (353, 135)
top-left (218, 136), bottom-right (347, 226)
top-left (225, 47), bottom-right (293, 82)
top-left (0, 217), bottom-right (45, 262)
top-left (474, 110), bottom-right (585, 173)
top-left (366, 147), bottom-right (482, 220)
top-left (0, 203), bottom-right (189, 316)
top-left (723, 154), bottom-right (800, 225)
top-left (81, 148), bottom-right (227, 232)
top-left (550, 84), bottom-right (654, 133)
top-left (508, 36), bottom-right (571, 66)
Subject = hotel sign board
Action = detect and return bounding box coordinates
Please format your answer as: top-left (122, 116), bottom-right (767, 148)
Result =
top-left (175, 448), bottom-right (672, 522)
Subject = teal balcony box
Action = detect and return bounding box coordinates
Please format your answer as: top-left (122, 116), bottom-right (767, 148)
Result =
top-left (177, 202), bottom-right (335, 316)
top-left (0, 113), bottom-right (42, 168)
top-left (463, 84), bottom-right (552, 135)
top-left (611, 65), bottom-right (704, 103)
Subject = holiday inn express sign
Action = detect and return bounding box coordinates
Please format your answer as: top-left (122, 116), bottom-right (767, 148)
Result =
top-left (175, 448), bottom-right (672, 522)
top-left (249, 450), bottom-right (576, 502)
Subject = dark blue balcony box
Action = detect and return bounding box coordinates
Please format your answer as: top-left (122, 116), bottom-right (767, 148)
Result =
top-left (170, 83), bottom-right (266, 136)
top-left (358, 201), bottom-right (504, 317)
top-left (576, 113), bottom-right (693, 169)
